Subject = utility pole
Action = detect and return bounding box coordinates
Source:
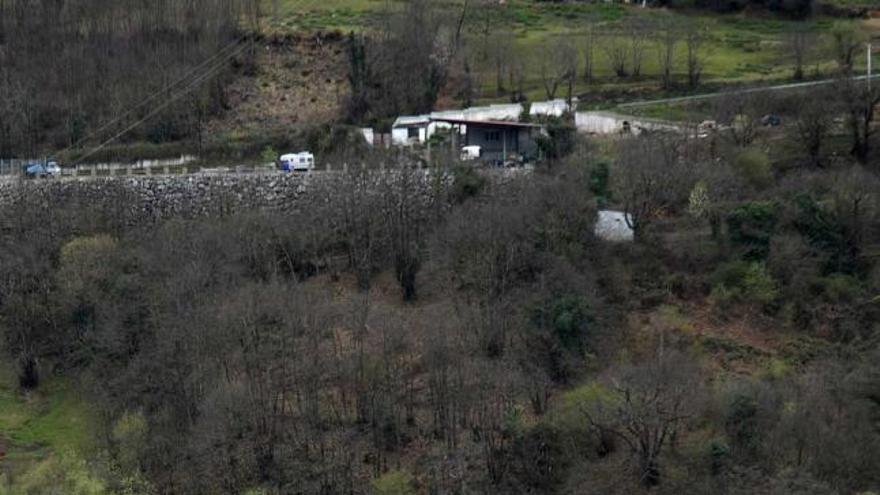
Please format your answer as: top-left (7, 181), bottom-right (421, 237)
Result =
top-left (869, 42), bottom-right (872, 92)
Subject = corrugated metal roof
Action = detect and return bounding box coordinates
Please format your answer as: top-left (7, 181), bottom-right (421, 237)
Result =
top-left (429, 118), bottom-right (544, 129)
top-left (392, 115), bottom-right (430, 127)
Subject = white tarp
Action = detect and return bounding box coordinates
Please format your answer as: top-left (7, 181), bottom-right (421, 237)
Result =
top-left (575, 111), bottom-right (629, 135)
top-left (595, 210), bottom-right (634, 242)
top-left (360, 128), bottom-right (374, 146)
top-left (530, 99), bottom-right (574, 118)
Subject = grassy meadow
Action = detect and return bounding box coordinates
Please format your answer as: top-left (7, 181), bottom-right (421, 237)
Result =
top-left (273, 0), bottom-right (876, 106)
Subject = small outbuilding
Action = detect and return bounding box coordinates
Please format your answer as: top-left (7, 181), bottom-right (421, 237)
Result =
top-left (391, 115), bottom-right (431, 146)
top-left (430, 118), bottom-right (546, 164)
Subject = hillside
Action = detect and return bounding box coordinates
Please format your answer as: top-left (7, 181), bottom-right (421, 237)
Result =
top-left (206, 0), bottom-right (878, 143)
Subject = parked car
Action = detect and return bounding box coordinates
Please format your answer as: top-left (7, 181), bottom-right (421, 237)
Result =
top-left (25, 160), bottom-right (61, 178)
top-left (761, 114), bottom-right (781, 127)
top-left (460, 145), bottom-right (481, 161)
top-left (278, 152), bottom-right (315, 172)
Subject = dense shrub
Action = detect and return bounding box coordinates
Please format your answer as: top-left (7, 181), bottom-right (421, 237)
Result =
top-left (589, 162), bottom-right (611, 208)
top-left (536, 117), bottom-right (577, 163)
top-left (792, 194), bottom-right (862, 276)
top-left (450, 165), bottom-right (487, 203)
top-left (504, 424), bottom-right (571, 494)
top-left (531, 295), bottom-right (592, 353)
top-left (733, 148), bottom-right (773, 189)
top-left (371, 470), bottom-right (416, 495)
top-left (711, 260), bottom-right (779, 310)
top-left (727, 201), bottom-right (779, 261)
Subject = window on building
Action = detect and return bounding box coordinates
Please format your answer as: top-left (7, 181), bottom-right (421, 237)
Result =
top-left (486, 131), bottom-right (501, 142)
top-left (408, 127), bottom-right (420, 138)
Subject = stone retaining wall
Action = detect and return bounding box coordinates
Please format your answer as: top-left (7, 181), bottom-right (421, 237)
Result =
top-left (0, 173), bottom-right (319, 222)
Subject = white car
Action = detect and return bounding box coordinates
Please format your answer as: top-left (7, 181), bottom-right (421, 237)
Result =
top-left (278, 152), bottom-right (315, 172)
top-left (460, 145), bottom-right (481, 161)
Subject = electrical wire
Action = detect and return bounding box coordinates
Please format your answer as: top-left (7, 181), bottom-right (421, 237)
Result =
top-left (70, 40), bottom-right (253, 166)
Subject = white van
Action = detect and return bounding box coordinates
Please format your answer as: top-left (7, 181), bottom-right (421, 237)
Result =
top-left (279, 152), bottom-right (315, 172)
top-left (460, 145), bottom-right (481, 161)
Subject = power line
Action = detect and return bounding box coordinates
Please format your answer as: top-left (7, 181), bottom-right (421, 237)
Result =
top-left (70, 41), bottom-right (253, 166)
top-left (56, 38), bottom-right (248, 158)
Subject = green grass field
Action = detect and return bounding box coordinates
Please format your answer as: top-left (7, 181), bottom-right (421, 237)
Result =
top-left (274, 0), bottom-right (873, 105)
top-left (0, 363), bottom-right (99, 491)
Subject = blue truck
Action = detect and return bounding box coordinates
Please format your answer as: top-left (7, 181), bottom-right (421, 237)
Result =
top-left (24, 159), bottom-right (61, 178)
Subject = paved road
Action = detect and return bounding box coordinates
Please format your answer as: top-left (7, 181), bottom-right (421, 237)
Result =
top-left (617, 74), bottom-right (880, 109)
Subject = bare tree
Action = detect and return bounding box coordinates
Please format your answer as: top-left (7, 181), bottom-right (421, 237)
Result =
top-left (684, 21), bottom-right (708, 89)
top-left (582, 23), bottom-right (597, 83)
top-left (655, 19), bottom-right (680, 90)
top-left (836, 77), bottom-right (880, 164)
top-left (491, 32), bottom-right (515, 96)
top-left (791, 90), bottom-right (834, 166)
top-left (786, 26), bottom-right (816, 81)
top-left (614, 135), bottom-right (693, 241)
top-left (540, 38), bottom-right (577, 100)
top-left (627, 18), bottom-right (651, 79)
top-left (714, 91), bottom-right (767, 147)
top-left (830, 21), bottom-right (864, 75)
top-left (602, 31), bottom-right (629, 78)
top-left (581, 351), bottom-right (703, 487)
top-left (379, 163), bottom-right (445, 301)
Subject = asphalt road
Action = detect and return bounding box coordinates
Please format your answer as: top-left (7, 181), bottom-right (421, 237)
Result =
top-left (617, 74), bottom-right (880, 109)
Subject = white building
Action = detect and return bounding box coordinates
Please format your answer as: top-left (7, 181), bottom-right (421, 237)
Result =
top-left (391, 115), bottom-right (431, 146)
top-left (575, 111), bottom-right (681, 136)
top-left (530, 99), bottom-right (575, 118)
top-left (391, 104), bottom-right (525, 147)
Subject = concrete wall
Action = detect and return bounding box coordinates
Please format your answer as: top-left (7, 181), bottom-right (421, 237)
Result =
top-left (575, 111), bottom-right (682, 136)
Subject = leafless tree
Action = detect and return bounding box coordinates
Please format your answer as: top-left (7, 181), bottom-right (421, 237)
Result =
top-left (655, 19), bottom-right (680, 90)
top-left (830, 22), bottom-right (864, 75)
top-left (836, 77), bottom-right (880, 164)
top-left (714, 91), bottom-right (767, 147)
top-left (540, 38), bottom-right (577, 100)
top-left (379, 163), bottom-right (444, 301)
top-left (684, 21), bottom-right (708, 89)
top-left (581, 351), bottom-right (703, 487)
top-left (627, 18), bottom-right (651, 78)
top-left (614, 135), bottom-right (693, 241)
top-left (582, 23), bottom-right (597, 83)
top-left (791, 89), bottom-right (834, 166)
top-left (602, 31), bottom-right (630, 78)
top-left (491, 32), bottom-right (516, 96)
top-left (786, 26), bottom-right (816, 81)
top-left (0, 0), bottom-right (250, 157)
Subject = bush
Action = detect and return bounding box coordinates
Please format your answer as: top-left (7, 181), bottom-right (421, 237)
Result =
top-left (8, 452), bottom-right (107, 495)
top-left (820, 274), bottom-right (863, 304)
top-left (450, 165), bottom-right (487, 203)
top-left (589, 162), bottom-right (611, 207)
top-left (371, 470), bottom-right (415, 495)
top-left (536, 117), bottom-right (576, 162)
top-left (792, 194), bottom-right (862, 276)
top-left (260, 146), bottom-right (277, 165)
top-left (727, 201), bottom-right (778, 261)
top-left (505, 424), bottom-right (571, 493)
top-left (733, 148), bottom-right (773, 189)
top-left (711, 261), bottom-right (779, 310)
top-left (531, 295), bottom-right (592, 353)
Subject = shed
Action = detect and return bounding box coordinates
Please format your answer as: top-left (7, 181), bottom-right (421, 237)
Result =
top-left (430, 118), bottom-right (546, 163)
top-left (391, 115), bottom-right (431, 146)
